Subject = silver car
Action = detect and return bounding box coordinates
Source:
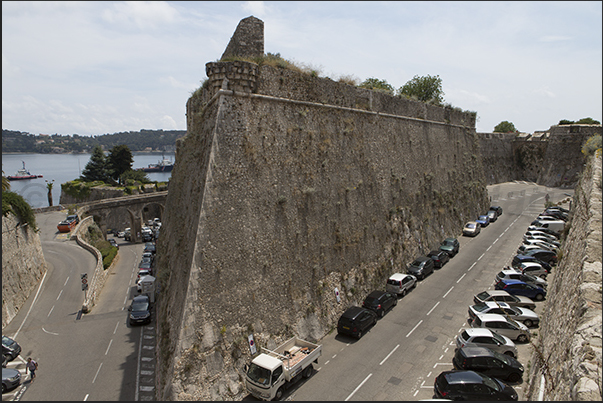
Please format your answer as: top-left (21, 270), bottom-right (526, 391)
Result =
top-left (385, 273), bottom-right (417, 297)
top-left (473, 290), bottom-right (536, 310)
top-left (496, 269), bottom-right (548, 289)
top-left (2, 367), bottom-right (21, 393)
top-left (471, 313), bottom-right (531, 343)
top-left (468, 301), bottom-right (540, 328)
top-left (456, 328), bottom-right (518, 358)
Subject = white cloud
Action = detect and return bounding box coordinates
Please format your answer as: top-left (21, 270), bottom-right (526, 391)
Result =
top-left (101, 1), bottom-right (179, 30)
top-left (242, 1), bottom-right (268, 18)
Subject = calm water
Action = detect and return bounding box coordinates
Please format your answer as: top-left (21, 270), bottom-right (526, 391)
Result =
top-left (2, 153), bottom-right (175, 208)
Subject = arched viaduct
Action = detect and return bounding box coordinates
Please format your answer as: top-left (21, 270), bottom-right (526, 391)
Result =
top-left (76, 191), bottom-right (168, 243)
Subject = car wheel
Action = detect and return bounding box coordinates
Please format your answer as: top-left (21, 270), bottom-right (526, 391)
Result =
top-left (535, 293), bottom-right (544, 301)
top-left (517, 334), bottom-right (528, 343)
top-left (539, 274), bottom-right (547, 279)
top-left (303, 364), bottom-right (313, 379)
top-left (275, 386), bottom-right (285, 400)
top-left (393, 299), bottom-right (398, 307)
top-left (2, 383), bottom-right (6, 394)
top-left (379, 310), bottom-right (385, 318)
top-left (504, 351), bottom-right (515, 358)
top-left (401, 289), bottom-right (407, 297)
top-left (524, 319), bottom-right (533, 328)
top-left (508, 372), bottom-right (521, 383)
top-left (357, 330), bottom-right (363, 339)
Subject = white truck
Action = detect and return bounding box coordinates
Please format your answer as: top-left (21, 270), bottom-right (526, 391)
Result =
top-left (244, 336), bottom-right (322, 400)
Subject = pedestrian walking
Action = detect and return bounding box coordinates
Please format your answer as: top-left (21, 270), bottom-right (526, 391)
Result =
top-left (26, 357), bottom-right (38, 380)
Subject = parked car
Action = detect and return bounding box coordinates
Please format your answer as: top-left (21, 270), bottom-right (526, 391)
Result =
top-left (462, 221), bottom-right (481, 237)
top-left (139, 261), bottom-right (152, 274)
top-left (468, 301), bottom-right (540, 328)
top-left (128, 295), bottom-right (151, 325)
top-left (456, 328), bottom-right (517, 357)
top-left (142, 251), bottom-right (154, 264)
top-left (336, 306), bottom-right (377, 339)
top-left (2, 367), bottom-right (22, 393)
top-left (530, 220), bottom-right (564, 235)
top-left (471, 313), bottom-right (531, 343)
top-left (523, 231), bottom-right (560, 243)
top-left (407, 256), bottom-right (435, 280)
top-left (495, 268), bottom-right (548, 289)
top-left (385, 273), bottom-right (417, 297)
top-left (520, 238), bottom-right (558, 252)
top-left (144, 242), bottom-right (156, 254)
top-left (434, 370), bottom-right (518, 401)
top-left (516, 244), bottom-right (545, 255)
top-left (117, 231), bottom-right (125, 238)
top-left (526, 225), bottom-right (560, 238)
top-left (452, 346), bottom-right (524, 383)
top-left (362, 291), bottom-right (397, 317)
top-left (427, 250), bottom-right (450, 268)
top-left (486, 209), bottom-right (498, 222)
top-left (540, 210), bottom-right (568, 221)
top-left (489, 206), bottom-right (503, 216)
top-left (524, 234), bottom-right (560, 247)
top-left (439, 237), bottom-right (460, 257)
top-left (108, 238), bottom-right (119, 249)
top-left (137, 269), bottom-right (151, 281)
top-left (1, 336), bottom-right (21, 362)
top-left (515, 262), bottom-right (548, 279)
top-left (533, 215), bottom-right (562, 223)
top-left (476, 215), bottom-right (490, 227)
top-left (523, 249), bottom-right (557, 265)
top-left (511, 254), bottom-right (553, 273)
top-left (495, 279), bottom-right (546, 301)
top-left (546, 206), bottom-right (569, 213)
top-left (473, 290), bottom-right (536, 310)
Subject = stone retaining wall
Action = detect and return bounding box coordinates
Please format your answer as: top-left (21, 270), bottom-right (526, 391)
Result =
top-left (524, 153), bottom-right (602, 400)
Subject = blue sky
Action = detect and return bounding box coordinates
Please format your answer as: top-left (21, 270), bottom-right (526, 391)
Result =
top-left (2, 1), bottom-right (601, 136)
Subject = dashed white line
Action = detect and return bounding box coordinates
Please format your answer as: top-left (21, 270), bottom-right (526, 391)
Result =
top-left (47, 305), bottom-right (55, 317)
top-left (92, 363), bottom-right (102, 384)
top-left (56, 290), bottom-right (63, 300)
top-left (345, 373), bottom-right (372, 401)
top-left (380, 344), bottom-right (399, 365)
top-left (456, 273), bottom-right (466, 283)
top-left (105, 339), bottom-right (113, 355)
top-left (64, 277), bottom-right (69, 286)
top-left (113, 322), bottom-right (119, 335)
top-left (443, 286), bottom-right (454, 298)
top-left (468, 262), bottom-right (477, 271)
top-left (426, 302), bottom-right (440, 316)
top-left (406, 320), bottom-right (423, 337)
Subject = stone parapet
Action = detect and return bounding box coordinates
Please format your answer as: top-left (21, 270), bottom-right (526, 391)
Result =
top-left (205, 61), bottom-right (259, 97)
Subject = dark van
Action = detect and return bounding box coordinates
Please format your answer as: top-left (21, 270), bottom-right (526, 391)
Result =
top-left (453, 346), bottom-right (524, 383)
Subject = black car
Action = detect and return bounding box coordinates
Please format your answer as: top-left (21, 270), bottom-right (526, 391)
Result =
top-left (337, 306), bottom-right (377, 339)
top-left (144, 243), bottom-right (156, 254)
top-left (1, 336), bottom-right (21, 362)
top-left (453, 346), bottom-right (524, 383)
top-left (489, 206), bottom-right (503, 216)
top-left (427, 250), bottom-right (450, 268)
top-left (362, 291), bottom-right (397, 318)
top-left (439, 237), bottom-right (460, 257)
top-left (407, 256), bottom-right (435, 280)
top-left (511, 255), bottom-right (553, 272)
top-left (128, 295), bottom-right (151, 325)
top-left (524, 249), bottom-right (557, 265)
top-left (434, 370), bottom-right (518, 401)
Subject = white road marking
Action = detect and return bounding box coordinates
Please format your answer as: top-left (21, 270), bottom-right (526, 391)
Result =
top-left (380, 344), bottom-right (399, 365)
top-left (406, 320), bottom-right (423, 337)
top-left (345, 373), bottom-right (372, 401)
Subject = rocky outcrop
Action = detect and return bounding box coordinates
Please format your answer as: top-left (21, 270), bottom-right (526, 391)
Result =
top-left (2, 213), bottom-right (47, 329)
top-left (524, 153), bottom-right (602, 401)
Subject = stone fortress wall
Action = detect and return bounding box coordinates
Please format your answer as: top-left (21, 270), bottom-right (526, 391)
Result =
top-left (2, 213), bottom-right (47, 329)
top-left (154, 16), bottom-right (490, 400)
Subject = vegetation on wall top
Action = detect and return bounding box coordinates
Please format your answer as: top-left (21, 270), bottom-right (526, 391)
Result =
top-left (2, 190), bottom-right (38, 231)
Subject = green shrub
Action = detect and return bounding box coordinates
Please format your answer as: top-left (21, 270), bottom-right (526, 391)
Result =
top-left (582, 134), bottom-right (602, 156)
top-left (2, 191), bottom-right (37, 230)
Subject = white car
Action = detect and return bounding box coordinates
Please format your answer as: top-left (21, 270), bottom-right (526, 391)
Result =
top-left (385, 273), bottom-right (417, 297)
top-left (471, 313), bottom-right (531, 343)
top-left (524, 235), bottom-right (560, 247)
top-left (523, 230), bottom-right (559, 243)
top-left (456, 328), bottom-right (518, 357)
top-left (468, 300), bottom-right (540, 328)
top-left (517, 262), bottom-right (548, 279)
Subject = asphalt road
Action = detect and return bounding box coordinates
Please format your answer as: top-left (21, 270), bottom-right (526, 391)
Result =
top-left (3, 210), bottom-right (156, 401)
top-left (285, 182), bottom-right (572, 401)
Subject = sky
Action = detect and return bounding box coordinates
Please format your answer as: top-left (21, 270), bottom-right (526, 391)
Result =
top-left (2, 1), bottom-right (602, 136)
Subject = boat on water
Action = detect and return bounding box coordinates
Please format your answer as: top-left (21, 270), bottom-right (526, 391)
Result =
top-left (137, 155), bottom-right (174, 172)
top-left (7, 161), bottom-right (43, 181)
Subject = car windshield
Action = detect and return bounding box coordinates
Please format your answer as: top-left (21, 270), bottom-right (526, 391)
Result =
top-left (476, 291), bottom-right (489, 301)
top-left (475, 372), bottom-right (502, 391)
top-left (131, 301), bottom-right (149, 312)
top-left (363, 297), bottom-right (379, 307)
top-left (246, 362), bottom-right (271, 386)
top-left (2, 336), bottom-right (15, 347)
top-left (508, 306), bottom-right (522, 315)
top-left (411, 260), bottom-right (423, 266)
top-left (473, 303), bottom-right (489, 313)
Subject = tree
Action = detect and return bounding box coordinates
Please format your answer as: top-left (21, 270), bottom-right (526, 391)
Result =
top-left (120, 169), bottom-right (150, 184)
top-left (80, 145), bottom-right (108, 182)
top-left (576, 117), bottom-right (601, 125)
top-left (2, 170), bottom-right (10, 192)
top-left (106, 144), bottom-right (133, 185)
top-left (359, 78), bottom-right (395, 95)
top-left (397, 74), bottom-right (444, 105)
top-left (493, 121), bottom-right (517, 133)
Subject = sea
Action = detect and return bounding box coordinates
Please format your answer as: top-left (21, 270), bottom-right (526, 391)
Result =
top-left (2, 152), bottom-right (175, 208)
